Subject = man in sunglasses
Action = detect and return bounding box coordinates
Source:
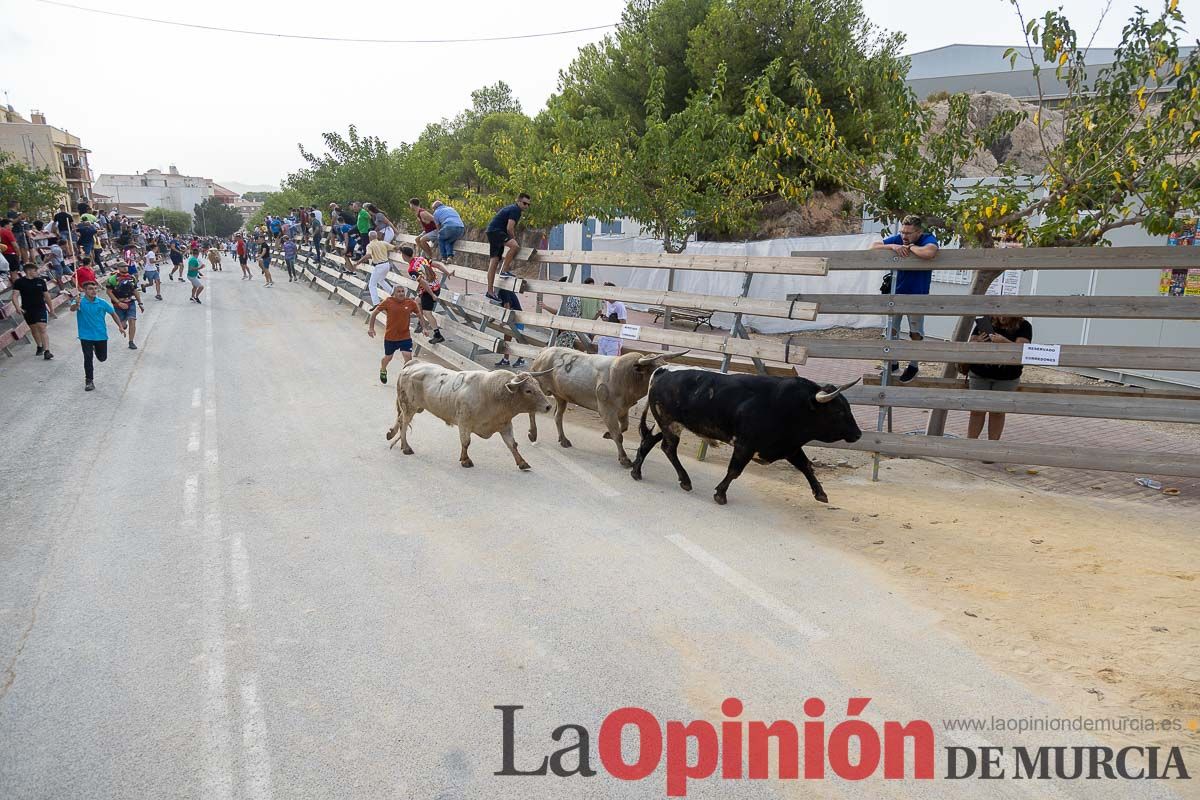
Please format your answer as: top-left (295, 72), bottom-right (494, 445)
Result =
top-left (484, 193), bottom-right (530, 303)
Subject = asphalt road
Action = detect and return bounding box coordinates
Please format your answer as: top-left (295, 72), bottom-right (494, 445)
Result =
top-left (0, 266), bottom-right (1187, 800)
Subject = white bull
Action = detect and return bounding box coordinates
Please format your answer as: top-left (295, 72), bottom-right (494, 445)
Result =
top-left (388, 361), bottom-right (553, 470)
top-left (528, 347), bottom-right (690, 467)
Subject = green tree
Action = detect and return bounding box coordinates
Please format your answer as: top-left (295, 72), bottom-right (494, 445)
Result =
top-left (241, 191), bottom-right (273, 202)
top-left (246, 187), bottom-right (311, 231)
top-left (142, 207), bottom-right (192, 235)
top-left (193, 197), bottom-right (243, 237)
top-left (0, 151), bottom-right (66, 217)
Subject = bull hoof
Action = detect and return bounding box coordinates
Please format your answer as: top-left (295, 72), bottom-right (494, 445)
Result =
top-left (460, 459), bottom-right (474, 468)
top-left (814, 492), bottom-right (829, 503)
top-left (618, 456), bottom-right (633, 468)
top-left (559, 438), bottom-right (573, 448)
top-left (630, 468), bottom-right (642, 481)
top-left (402, 446), bottom-right (414, 455)
top-left (602, 431), bottom-right (612, 440)
top-left (386, 428), bottom-right (397, 440)
top-left (680, 481), bottom-right (693, 492)
top-left (518, 462), bottom-right (531, 471)
top-left (714, 492), bottom-right (728, 505)
top-left (528, 431), bottom-right (537, 443)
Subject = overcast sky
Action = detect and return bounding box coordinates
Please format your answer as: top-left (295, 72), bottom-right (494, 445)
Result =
top-left (1, 0), bottom-right (1190, 189)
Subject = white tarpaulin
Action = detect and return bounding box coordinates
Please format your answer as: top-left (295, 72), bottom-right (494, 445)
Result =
top-left (585, 233), bottom-right (886, 333)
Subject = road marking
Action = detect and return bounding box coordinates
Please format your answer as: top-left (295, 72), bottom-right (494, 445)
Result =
top-left (187, 419), bottom-right (201, 454)
top-left (192, 387), bottom-right (202, 408)
top-left (239, 671), bottom-right (275, 800)
top-left (665, 533), bottom-right (828, 641)
top-left (537, 444), bottom-right (623, 498)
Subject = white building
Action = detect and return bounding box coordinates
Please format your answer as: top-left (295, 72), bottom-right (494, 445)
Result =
top-left (92, 166), bottom-right (213, 215)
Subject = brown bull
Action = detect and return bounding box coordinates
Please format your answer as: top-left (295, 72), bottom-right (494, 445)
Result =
top-left (528, 347), bottom-right (690, 467)
top-left (387, 361), bottom-right (553, 470)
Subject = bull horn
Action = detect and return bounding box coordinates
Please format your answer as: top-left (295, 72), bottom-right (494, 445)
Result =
top-left (524, 368), bottom-right (555, 377)
top-left (505, 373), bottom-right (532, 392)
top-left (637, 349), bottom-right (691, 366)
top-left (814, 377), bottom-right (862, 404)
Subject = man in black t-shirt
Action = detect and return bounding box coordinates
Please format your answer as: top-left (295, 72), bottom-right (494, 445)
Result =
top-left (11, 262), bottom-right (54, 360)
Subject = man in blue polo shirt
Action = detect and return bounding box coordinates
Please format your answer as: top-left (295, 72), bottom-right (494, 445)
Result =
top-left (484, 193), bottom-right (530, 303)
top-left (870, 213), bottom-right (939, 383)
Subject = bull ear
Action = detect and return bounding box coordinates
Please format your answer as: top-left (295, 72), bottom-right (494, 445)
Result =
top-left (814, 377), bottom-right (861, 404)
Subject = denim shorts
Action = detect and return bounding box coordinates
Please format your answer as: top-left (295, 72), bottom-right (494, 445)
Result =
top-left (144, 270), bottom-right (159, 282)
top-left (384, 338), bottom-right (413, 355)
top-left (114, 302), bottom-right (137, 321)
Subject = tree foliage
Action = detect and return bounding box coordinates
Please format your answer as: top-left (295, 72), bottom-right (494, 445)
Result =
top-left (193, 197), bottom-right (243, 237)
top-left (142, 207), bottom-right (192, 235)
top-left (0, 151), bottom-right (66, 218)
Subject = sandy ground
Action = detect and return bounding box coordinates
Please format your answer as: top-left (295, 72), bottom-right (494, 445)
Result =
top-left (566, 404), bottom-right (1200, 768)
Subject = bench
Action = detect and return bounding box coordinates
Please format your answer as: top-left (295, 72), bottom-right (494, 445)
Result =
top-left (649, 306), bottom-right (715, 331)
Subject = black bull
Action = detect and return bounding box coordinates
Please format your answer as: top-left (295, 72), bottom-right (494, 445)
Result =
top-left (630, 369), bottom-right (863, 505)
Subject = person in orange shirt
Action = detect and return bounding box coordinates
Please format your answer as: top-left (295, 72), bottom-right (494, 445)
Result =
top-left (367, 284), bottom-right (421, 384)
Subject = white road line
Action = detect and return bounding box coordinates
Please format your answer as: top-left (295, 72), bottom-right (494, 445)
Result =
top-left (192, 387), bottom-right (202, 408)
top-left (537, 444), bottom-right (623, 498)
top-left (665, 533), bottom-right (828, 641)
top-left (239, 671), bottom-right (275, 800)
top-left (187, 419), bottom-right (201, 454)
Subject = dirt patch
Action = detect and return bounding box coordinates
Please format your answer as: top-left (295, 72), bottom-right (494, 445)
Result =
top-left (565, 404), bottom-right (1200, 764)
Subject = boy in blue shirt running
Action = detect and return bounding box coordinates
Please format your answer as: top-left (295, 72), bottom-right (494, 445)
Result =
top-left (69, 280), bottom-right (126, 391)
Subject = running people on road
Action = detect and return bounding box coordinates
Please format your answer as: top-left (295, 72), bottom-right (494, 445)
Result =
top-left (105, 263), bottom-right (143, 350)
top-left (235, 234), bottom-right (251, 279)
top-left (367, 284), bottom-right (420, 384)
top-left (282, 236), bottom-right (298, 282)
top-left (259, 238), bottom-right (274, 286)
top-left (11, 262), bottom-right (54, 360)
top-left (144, 244), bottom-right (163, 300)
top-left (187, 248), bottom-right (205, 303)
top-left (354, 230), bottom-right (395, 305)
top-left (71, 280), bottom-right (124, 391)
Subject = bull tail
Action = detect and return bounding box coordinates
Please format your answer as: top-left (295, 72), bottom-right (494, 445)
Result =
top-left (639, 399), bottom-right (654, 439)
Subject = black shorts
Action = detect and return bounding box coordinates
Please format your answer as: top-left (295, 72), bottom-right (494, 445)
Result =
top-left (23, 307), bottom-right (48, 325)
top-left (487, 230), bottom-right (510, 258)
top-left (238, 256), bottom-right (248, 265)
top-left (420, 290), bottom-right (440, 312)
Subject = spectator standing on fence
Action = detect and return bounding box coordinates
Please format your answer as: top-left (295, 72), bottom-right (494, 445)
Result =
top-left (76, 216), bottom-right (97, 259)
top-left (47, 238), bottom-right (68, 287)
top-left (12, 262), bottom-right (54, 360)
top-left (419, 200), bottom-right (466, 262)
top-left (105, 262), bottom-right (143, 349)
top-left (484, 193), bottom-right (529, 302)
top-left (966, 315), bottom-right (1033, 444)
top-left (71, 280), bottom-right (124, 391)
top-left (367, 203), bottom-right (397, 244)
top-left (870, 213), bottom-right (939, 384)
top-left (596, 282), bottom-right (627, 356)
top-left (400, 244), bottom-right (449, 345)
top-left (367, 285), bottom-right (421, 383)
top-left (310, 206), bottom-right (324, 262)
top-left (354, 230), bottom-right (395, 305)
top-left (53, 205), bottom-right (74, 258)
top-left (355, 201), bottom-right (372, 257)
top-left (493, 286), bottom-right (528, 369)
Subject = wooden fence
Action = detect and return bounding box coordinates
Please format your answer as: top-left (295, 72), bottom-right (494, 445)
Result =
top-left (292, 229), bottom-right (1200, 481)
top-left (788, 246), bottom-right (1200, 479)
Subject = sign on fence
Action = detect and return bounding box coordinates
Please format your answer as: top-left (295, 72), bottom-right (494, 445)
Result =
top-left (1021, 343), bottom-right (1062, 366)
top-left (620, 324), bottom-right (641, 341)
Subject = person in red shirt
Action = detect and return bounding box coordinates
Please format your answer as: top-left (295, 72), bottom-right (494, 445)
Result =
top-left (74, 257), bottom-right (97, 287)
top-left (235, 234), bottom-right (250, 279)
top-left (0, 218), bottom-right (20, 275)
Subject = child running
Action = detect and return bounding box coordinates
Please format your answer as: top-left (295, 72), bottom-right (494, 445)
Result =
top-left (70, 280), bottom-right (125, 391)
top-left (143, 243), bottom-right (162, 299)
top-left (367, 284), bottom-right (420, 383)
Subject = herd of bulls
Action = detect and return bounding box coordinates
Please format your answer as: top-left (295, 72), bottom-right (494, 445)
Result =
top-left (385, 349), bottom-right (863, 505)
